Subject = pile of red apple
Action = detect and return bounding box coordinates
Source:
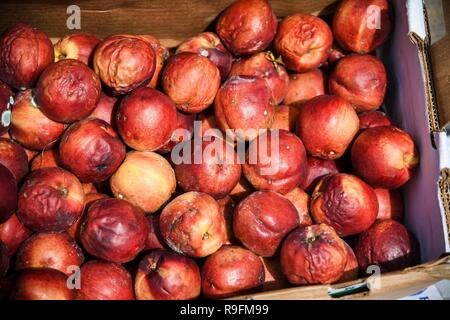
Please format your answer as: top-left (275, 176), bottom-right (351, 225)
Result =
top-left (0, 0), bottom-right (421, 300)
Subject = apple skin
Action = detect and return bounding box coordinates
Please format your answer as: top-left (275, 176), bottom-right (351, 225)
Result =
top-left (311, 173), bottom-right (378, 237)
top-left (36, 59), bottom-right (101, 123)
top-left (116, 87), bottom-right (177, 151)
top-left (140, 35), bottom-right (169, 89)
top-left (218, 196), bottom-right (237, 245)
top-left (89, 92), bottom-right (119, 126)
top-left (274, 14), bottom-right (333, 72)
top-left (280, 224), bottom-right (348, 285)
top-left (284, 187), bottom-right (313, 228)
top-left (135, 250), bottom-right (201, 300)
top-left (93, 35), bottom-right (156, 95)
top-left (229, 176), bottom-right (254, 202)
top-left (338, 242), bottom-right (359, 283)
top-left (270, 105), bottom-right (299, 133)
top-left (174, 137), bottom-right (241, 199)
top-left (110, 151), bottom-right (176, 213)
top-left (0, 241), bottom-right (9, 278)
top-left (233, 191), bottom-right (299, 257)
top-left (145, 214), bottom-right (166, 251)
top-left (77, 260), bottom-right (135, 300)
top-left (80, 198), bottom-right (148, 264)
top-left (0, 80), bottom-right (14, 135)
top-left (216, 0), bottom-right (277, 55)
top-left (162, 52), bottom-right (220, 113)
top-left (358, 110), bottom-right (392, 131)
top-left (159, 192), bottom-right (226, 258)
top-left (243, 130), bottom-right (307, 194)
top-left (54, 32), bottom-right (100, 65)
top-left (0, 163), bottom-right (17, 224)
top-left (10, 268), bottom-right (75, 300)
top-left (0, 24), bottom-right (54, 90)
top-left (284, 69), bottom-right (326, 107)
top-left (59, 118), bottom-right (126, 183)
top-left (201, 245), bottom-right (265, 299)
top-left (299, 156), bottom-right (339, 193)
top-left (333, 0), bottom-right (391, 54)
top-left (354, 219), bottom-right (420, 274)
top-left (10, 89), bottom-right (66, 150)
top-left (351, 126), bottom-right (419, 189)
top-left (0, 137), bottom-right (29, 182)
top-left (374, 188), bottom-right (403, 221)
top-left (30, 149), bottom-right (61, 171)
top-left (16, 232), bottom-right (84, 275)
top-left (297, 95), bottom-right (359, 159)
top-left (229, 52), bottom-right (289, 104)
top-left (176, 32), bottom-right (233, 81)
top-left (158, 111), bottom-right (196, 154)
top-left (0, 213), bottom-right (32, 256)
top-left (17, 167), bottom-right (85, 232)
top-left (329, 54), bottom-right (387, 112)
top-left (215, 76), bottom-right (276, 141)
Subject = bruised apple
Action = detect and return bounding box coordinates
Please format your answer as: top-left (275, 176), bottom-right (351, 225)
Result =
top-left (358, 110), bottom-right (392, 131)
top-left (158, 111), bottom-right (195, 154)
top-left (201, 245), bottom-right (265, 299)
top-left (0, 163), bottom-right (17, 223)
top-left (299, 157), bottom-right (339, 193)
top-left (89, 92), bottom-right (119, 126)
top-left (284, 187), bottom-right (313, 227)
top-left (30, 149), bottom-right (60, 171)
top-left (216, 0), bottom-right (277, 55)
top-left (284, 69), bottom-right (325, 107)
top-left (0, 213), bottom-right (31, 256)
top-left (54, 32), bottom-right (100, 65)
top-left (374, 188), bottom-right (403, 221)
top-left (135, 250), bottom-right (201, 300)
top-left (0, 137), bottom-right (29, 182)
top-left (233, 191), bottom-right (299, 257)
top-left (0, 80), bottom-right (13, 135)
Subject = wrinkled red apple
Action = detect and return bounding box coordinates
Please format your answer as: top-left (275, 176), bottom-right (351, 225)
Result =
top-left (89, 92), bottom-right (119, 126)
top-left (284, 187), bottom-right (313, 227)
top-left (358, 110), bottom-right (392, 131)
top-left (0, 137), bottom-right (29, 182)
top-left (374, 188), bottom-right (403, 221)
top-left (145, 214), bottom-right (166, 250)
top-left (0, 163), bottom-right (17, 224)
top-left (0, 213), bottom-right (32, 256)
top-left (299, 156), bottom-right (339, 193)
top-left (30, 149), bottom-right (61, 171)
top-left (339, 242), bottom-right (359, 283)
top-left (158, 111), bottom-right (196, 154)
top-left (54, 32), bottom-right (100, 65)
top-left (135, 250), bottom-right (201, 300)
top-left (0, 80), bottom-right (14, 135)
top-left (284, 69), bottom-right (325, 107)
top-left (270, 105), bottom-right (299, 133)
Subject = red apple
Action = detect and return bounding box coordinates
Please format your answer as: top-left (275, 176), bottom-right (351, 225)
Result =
top-left (270, 105), bottom-right (299, 133)
top-left (0, 137), bottom-right (29, 182)
top-left (284, 69), bottom-right (325, 107)
top-left (0, 24), bottom-right (53, 89)
top-left (140, 35), bottom-right (169, 89)
top-left (333, 0), bottom-right (391, 53)
top-left (351, 126), bottom-right (419, 188)
top-left (77, 260), bottom-right (135, 300)
top-left (274, 14), bottom-right (333, 72)
top-left (54, 32), bottom-right (100, 65)
top-left (0, 213), bottom-right (32, 256)
top-left (322, 46), bottom-right (346, 71)
top-left (243, 130), bottom-right (307, 194)
top-left (80, 198), bottom-right (148, 264)
top-left (329, 54), bottom-right (387, 112)
top-left (110, 151), bottom-right (176, 213)
top-left (116, 87), bottom-right (177, 151)
top-left (93, 35), bottom-right (156, 94)
top-left (162, 52), bottom-right (220, 113)
top-left (311, 173), bottom-right (378, 237)
top-left (0, 241), bottom-right (8, 278)
top-left (229, 176), bottom-right (254, 201)
top-left (30, 149), bottom-right (61, 171)
top-left (216, 0), bottom-right (277, 55)
top-left (145, 214), bottom-right (165, 250)
top-left (374, 188), bottom-right (403, 221)
top-left (0, 163), bottom-right (17, 223)
top-left (17, 167), bottom-right (85, 232)
top-left (233, 190), bottom-right (299, 257)
top-left (59, 118), bottom-right (126, 183)
top-left (358, 110), bottom-right (392, 131)
top-left (299, 156), bottom-right (339, 193)
top-left (82, 183), bottom-right (97, 195)
top-left (158, 111), bottom-right (196, 154)
top-left (284, 187), bottom-right (313, 228)
top-left (89, 92), bottom-right (119, 126)
top-left (135, 250), bottom-right (201, 300)
top-left (10, 89), bottom-right (65, 150)
top-left (339, 242), bottom-right (359, 283)
top-left (218, 196), bottom-right (236, 245)
top-left (36, 59), bottom-right (101, 123)
top-left (159, 192), bottom-right (226, 258)
top-left (297, 95), bottom-right (359, 159)
top-left (0, 80), bottom-right (14, 135)
top-left (280, 224), bottom-right (348, 284)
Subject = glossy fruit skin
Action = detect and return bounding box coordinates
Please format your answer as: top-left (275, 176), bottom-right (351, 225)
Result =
top-left (0, 163), bottom-right (17, 224)
top-left (0, 137), bottom-right (29, 182)
top-left (135, 250), bottom-right (201, 300)
top-left (374, 188), bottom-right (403, 221)
top-left (358, 110), bottom-right (392, 131)
top-left (0, 213), bottom-right (32, 256)
top-left (0, 80), bottom-right (14, 135)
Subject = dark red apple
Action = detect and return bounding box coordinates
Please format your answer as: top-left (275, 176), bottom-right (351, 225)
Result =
top-left (30, 149), bottom-right (61, 171)
top-left (284, 69), bottom-right (325, 107)
top-left (0, 80), bottom-right (14, 135)
top-left (284, 187), bottom-right (313, 228)
top-left (0, 137), bottom-right (28, 182)
top-left (0, 241), bottom-right (8, 279)
top-left (0, 213), bottom-right (32, 256)
top-left (54, 32), bottom-right (100, 65)
top-left (158, 111), bottom-right (196, 154)
top-left (358, 110), bottom-right (392, 131)
top-left (145, 214), bottom-right (165, 250)
top-left (374, 188), bottom-right (403, 221)
top-left (299, 156), bottom-right (339, 193)
top-left (89, 92), bottom-right (119, 126)
top-left (0, 163), bottom-right (17, 223)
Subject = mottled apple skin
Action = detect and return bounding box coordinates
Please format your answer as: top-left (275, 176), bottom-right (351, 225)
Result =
top-left (233, 191), bottom-right (299, 257)
top-left (201, 245), bottom-right (265, 299)
top-left (329, 54), bottom-right (387, 112)
top-left (339, 242), bottom-right (359, 283)
top-left (333, 0), bottom-right (391, 54)
top-left (16, 232), bottom-right (84, 275)
top-left (93, 35), bottom-right (156, 95)
top-left (271, 105), bottom-right (299, 133)
top-left (77, 260), bottom-right (135, 300)
top-left (0, 163), bottom-right (17, 224)
top-left (30, 149), bottom-right (60, 171)
top-left (284, 187), bottom-right (313, 227)
top-left (158, 111), bottom-right (195, 154)
top-left (299, 156), bottom-right (339, 193)
top-left (159, 192), bottom-right (226, 258)
top-left (0, 241), bottom-right (9, 278)
top-left (10, 268), bottom-right (75, 300)
top-left (354, 219), bottom-right (420, 274)
top-left (10, 89), bottom-right (65, 150)
top-left (110, 151), bottom-right (176, 213)
top-left (274, 14), bottom-right (333, 72)
top-left (36, 59), bottom-right (101, 123)
top-left (145, 214), bottom-right (166, 250)
top-left (216, 0), bottom-right (277, 55)
top-left (311, 173), bottom-right (378, 237)
top-left (374, 188), bottom-right (403, 221)
top-left (280, 224), bottom-right (348, 284)
top-left (215, 76), bottom-right (276, 141)
top-left (17, 167), bottom-right (85, 232)
top-left (284, 69), bottom-right (325, 107)
top-left (174, 138), bottom-right (241, 199)
top-left (89, 92), bottom-right (119, 126)
top-left (116, 87), bottom-right (177, 151)
top-left (297, 95), bottom-right (359, 159)
top-left (80, 198), bottom-right (148, 264)
top-left (135, 250), bottom-right (201, 300)
top-left (358, 110), bottom-right (392, 131)
top-left (351, 126), bottom-right (419, 188)
top-left (0, 80), bottom-right (14, 135)
top-left (0, 213), bottom-right (32, 256)
top-left (0, 137), bottom-right (29, 182)
top-left (229, 52), bottom-right (289, 104)
top-left (0, 24), bottom-right (54, 90)
top-left (162, 52), bottom-right (220, 113)
top-left (59, 118), bottom-right (126, 183)
top-left (54, 32), bottom-right (100, 65)
top-left (243, 130), bottom-right (307, 194)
